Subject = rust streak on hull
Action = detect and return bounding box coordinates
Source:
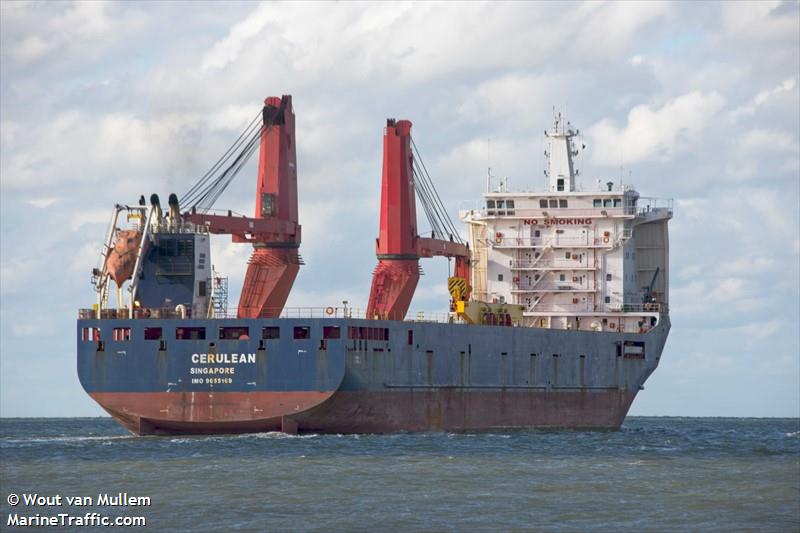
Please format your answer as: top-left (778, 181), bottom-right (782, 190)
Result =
top-left (298, 390), bottom-right (637, 433)
top-left (91, 391), bottom-right (333, 436)
top-left (92, 389), bottom-right (636, 435)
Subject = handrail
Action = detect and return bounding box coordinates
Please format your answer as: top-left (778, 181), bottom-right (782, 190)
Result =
top-left (476, 207), bottom-right (636, 218)
top-left (494, 237), bottom-right (610, 248)
top-left (78, 306), bottom-right (460, 323)
top-left (511, 259), bottom-right (595, 269)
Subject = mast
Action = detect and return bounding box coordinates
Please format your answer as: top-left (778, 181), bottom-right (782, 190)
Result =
top-left (544, 113), bottom-right (579, 192)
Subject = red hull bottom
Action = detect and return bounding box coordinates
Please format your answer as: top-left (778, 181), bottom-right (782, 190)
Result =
top-left (93, 389), bottom-right (636, 436)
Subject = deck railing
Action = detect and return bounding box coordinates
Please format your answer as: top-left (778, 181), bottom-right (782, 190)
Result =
top-left (78, 307), bottom-right (457, 323)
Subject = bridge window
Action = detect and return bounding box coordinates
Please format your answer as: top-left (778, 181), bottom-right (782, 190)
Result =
top-left (219, 326), bottom-right (249, 340)
top-left (559, 199), bottom-right (568, 208)
top-left (262, 326), bottom-right (280, 339)
top-left (539, 199), bottom-right (548, 208)
top-left (113, 327), bottom-right (131, 341)
top-left (156, 238), bottom-right (194, 275)
top-left (176, 327), bottom-right (205, 340)
top-left (549, 199), bottom-right (558, 208)
top-left (486, 200), bottom-right (495, 208)
top-left (593, 199), bottom-right (602, 208)
top-left (603, 199), bottom-right (612, 208)
top-left (323, 326), bottom-right (341, 339)
top-left (144, 327), bottom-right (163, 340)
top-left (614, 198), bottom-right (622, 208)
top-left (293, 326), bottom-right (311, 339)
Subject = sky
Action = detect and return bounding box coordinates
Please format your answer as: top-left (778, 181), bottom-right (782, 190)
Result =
top-left (1, 1), bottom-right (798, 418)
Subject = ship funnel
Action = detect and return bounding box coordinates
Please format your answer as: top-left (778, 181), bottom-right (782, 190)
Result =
top-left (168, 193), bottom-right (181, 227)
top-left (150, 194), bottom-right (162, 223)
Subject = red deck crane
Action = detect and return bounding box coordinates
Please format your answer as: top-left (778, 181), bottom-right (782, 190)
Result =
top-left (184, 95), bottom-right (301, 318)
top-left (366, 119), bottom-right (470, 320)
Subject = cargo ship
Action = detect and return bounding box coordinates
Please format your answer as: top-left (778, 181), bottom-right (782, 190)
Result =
top-left (77, 95), bottom-right (672, 435)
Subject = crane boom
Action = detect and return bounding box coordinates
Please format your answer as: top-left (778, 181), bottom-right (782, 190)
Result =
top-left (184, 95), bottom-right (302, 318)
top-left (366, 119), bottom-right (470, 321)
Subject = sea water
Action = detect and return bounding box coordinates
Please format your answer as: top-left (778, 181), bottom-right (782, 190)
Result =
top-left (1, 417), bottom-right (798, 532)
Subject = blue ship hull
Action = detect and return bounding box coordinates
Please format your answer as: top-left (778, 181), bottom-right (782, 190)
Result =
top-left (77, 317), bottom-right (669, 435)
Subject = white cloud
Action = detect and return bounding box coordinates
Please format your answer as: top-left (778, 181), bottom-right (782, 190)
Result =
top-left (755, 78), bottom-right (796, 105)
top-left (436, 135), bottom-right (542, 197)
top-left (709, 277), bottom-right (745, 303)
top-left (69, 209), bottom-right (111, 232)
top-left (11, 320), bottom-right (45, 337)
top-left (1, 108), bottom-right (253, 192)
top-left (0, 257), bottom-right (38, 295)
top-left (570, 1), bottom-right (669, 58)
top-left (587, 91), bottom-right (726, 165)
top-left (720, 1), bottom-right (799, 43)
top-left (208, 239), bottom-right (251, 297)
top-left (27, 197), bottom-right (60, 208)
top-left (10, 35), bottom-right (51, 63)
top-left (201, 2), bottom-right (273, 71)
top-left (736, 128), bottom-right (798, 154)
top-left (69, 242), bottom-right (100, 276)
top-left (677, 264), bottom-right (702, 279)
top-left (717, 256), bottom-right (776, 277)
top-left (723, 318), bottom-right (784, 341)
top-left (730, 78), bottom-right (797, 120)
top-left (199, 1), bottom-right (667, 87)
top-left (0, 1), bottom-right (144, 68)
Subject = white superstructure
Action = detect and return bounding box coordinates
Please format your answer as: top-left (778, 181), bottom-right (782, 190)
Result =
top-left (461, 114), bottom-right (672, 333)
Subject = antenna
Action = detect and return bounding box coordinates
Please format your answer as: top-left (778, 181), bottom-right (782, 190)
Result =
top-left (486, 137), bottom-right (492, 193)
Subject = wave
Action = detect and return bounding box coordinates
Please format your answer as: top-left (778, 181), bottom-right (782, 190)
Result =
top-left (168, 432), bottom-right (321, 444)
top-left (1, 435), bottom-right (133, 445)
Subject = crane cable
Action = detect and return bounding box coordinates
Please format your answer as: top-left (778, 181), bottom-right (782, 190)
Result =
top-left (180, 108), bottom-right (273, 213)
top-left (410, 137), bottom-right (463, 244)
